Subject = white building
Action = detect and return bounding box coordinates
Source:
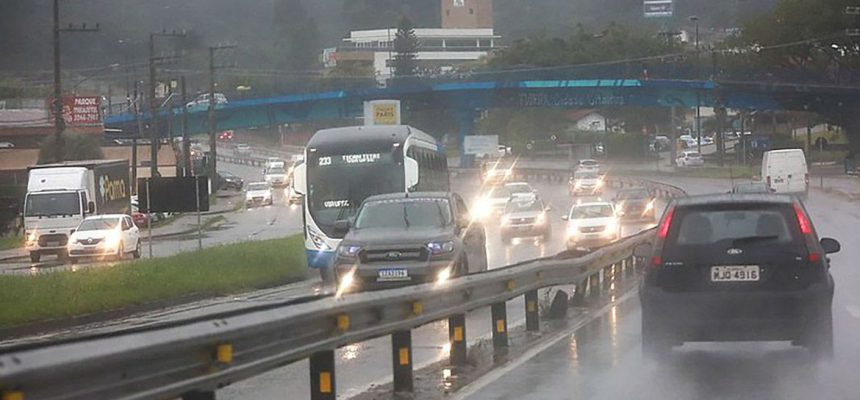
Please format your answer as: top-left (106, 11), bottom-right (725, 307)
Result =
top-left (328, 28), bottom-right (501, 79)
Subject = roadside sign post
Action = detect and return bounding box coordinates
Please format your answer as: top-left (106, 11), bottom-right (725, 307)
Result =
top-left (196, 176), bottom-right (202, 250)
top-left (146, 178), bottom-right (153, 258)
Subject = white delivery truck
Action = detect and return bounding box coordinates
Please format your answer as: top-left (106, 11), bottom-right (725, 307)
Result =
top-left (24, 160), bottom-right (131, 262)
top-left (762, 149), bottom-right (809, 198)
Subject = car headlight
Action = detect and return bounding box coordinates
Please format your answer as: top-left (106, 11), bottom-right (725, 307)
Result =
top-left (603, 219), bottom-right (619, 236)
top-left (427, 240), bottom-right (455, 255)
top-left (535, 213), bottom-right (546, 225)
top-left (566, 223), bottom-right (579, 237)
top-left (471, 198), bottom-right (491, 219)
top-left (337, 245), bottom-right (361, 258)
top-left (643, 200), bottom-right (655, 213)
top-left (595, 179), bottom-right (604, 188)
top-left (103, 229), bottom-right (122, 249)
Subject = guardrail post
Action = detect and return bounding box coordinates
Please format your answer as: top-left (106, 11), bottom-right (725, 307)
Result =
top-left (525, 290), bottom-right (540, 332)
top-left (448, 314), bottom-right (468, 367)
top-left (572, 277), bottom-right (588, 306)
top-left (391, 330), bottom-right (414, 392)
top-left (589, 272), bottom-right (601, 299)
top-left (310, 350), bottom-right (336, 400)
top-left (491, 302), bottom-right (508, 359)
top-left (182, 391), bottom-right (215, 400)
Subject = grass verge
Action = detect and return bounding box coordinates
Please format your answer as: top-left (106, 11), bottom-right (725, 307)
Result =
top-left (0, 235), bottom-right (23, 251)
top-left (0, 235), bottom-right (307, 329)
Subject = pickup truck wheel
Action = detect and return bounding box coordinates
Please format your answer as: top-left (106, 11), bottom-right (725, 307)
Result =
top-left (30, 252), bottom-right (40, 263)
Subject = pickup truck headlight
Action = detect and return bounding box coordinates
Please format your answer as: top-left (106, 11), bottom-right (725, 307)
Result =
top-left (338, 245), bottom-right (361, 258)
top-left (427, 240), bottom-right (455, 255)
top-left (26, 231), bottom-right (37, 244)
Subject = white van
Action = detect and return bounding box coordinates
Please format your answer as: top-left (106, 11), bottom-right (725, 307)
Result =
top-left (762, 149), bottom-right (808, 197)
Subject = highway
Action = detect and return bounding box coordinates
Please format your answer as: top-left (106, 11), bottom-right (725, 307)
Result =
top-left (462, 177), bottom-right (860, 400)
top-left (216, 173), bottom-right (662, 400)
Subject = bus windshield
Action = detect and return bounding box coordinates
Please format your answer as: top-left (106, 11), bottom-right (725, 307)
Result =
top-left (307, 152), bottom-right (404, 236)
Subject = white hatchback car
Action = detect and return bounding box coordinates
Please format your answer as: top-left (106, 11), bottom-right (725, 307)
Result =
top-left (562, 202), bottom-right (620, 251)
top-left (676, 151), bottom-right (705, 167)
top-left (67, 214), bottom-right (141, 263)
top-left (245, 182), bottom-right (273, 207)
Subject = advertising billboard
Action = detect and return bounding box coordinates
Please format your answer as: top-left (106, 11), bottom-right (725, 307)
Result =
top-left (644, 0), bottom-right (673, 18)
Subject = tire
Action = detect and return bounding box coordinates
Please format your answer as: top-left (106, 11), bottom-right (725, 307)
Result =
top-left (805, 307), bottom-right (834, 360)
top-left (641, 309), bottom-right (673, 361)
top-left (29, 252), bottom-right (40, 263)
top-left (132, 241), bottom-right (141, 259)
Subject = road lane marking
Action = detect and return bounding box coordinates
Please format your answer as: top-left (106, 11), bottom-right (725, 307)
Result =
top-left (450, 289), bottom-right (639, 400)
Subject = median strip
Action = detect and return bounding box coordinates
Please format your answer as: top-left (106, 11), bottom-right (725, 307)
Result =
top-left (0, 235), bottom-right (307, 330)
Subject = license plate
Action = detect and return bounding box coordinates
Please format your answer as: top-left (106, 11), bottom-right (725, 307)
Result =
top-left (711, 265), bottom-right (760, 282)
top-left (46, 241), bottom-right (60, 247)
top-left (378, 268), bottom-right (410, 282)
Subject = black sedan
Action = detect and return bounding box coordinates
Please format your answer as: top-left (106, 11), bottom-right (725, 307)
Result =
top-left (217, 171), bottom-right (244, 191)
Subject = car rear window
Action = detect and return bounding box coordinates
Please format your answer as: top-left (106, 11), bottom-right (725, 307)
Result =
top-left (666, 204), bottom-right (802, 248)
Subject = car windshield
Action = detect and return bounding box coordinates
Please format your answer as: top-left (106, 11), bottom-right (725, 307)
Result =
top-left (574, 171), bottom-right (598, 179)
top-left (355, 198), bottom-right (451, 229)
top-left (266, 168), bottom-right (286, 175)
top-left (506, 184), bottom-right (531, 194)
top-left (505, 200), bottom-right (543, 213)
top-left (248, 183), bottom-right (269, 191)
top-left (25, 192), bottom-right (80, 217)
top-left (570, 204), bottom-right (614, 219)
top-left (77, 218), bottom-right (119, 231)
top-left (616, 189), bottom-right (649, 200)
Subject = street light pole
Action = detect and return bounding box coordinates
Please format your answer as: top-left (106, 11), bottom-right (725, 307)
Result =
top-left (207, 44), bottom-right (238, 181)
top-left (147, 30), bottom-right (186, 178)
top-left (690, 15), bottom-right (702, 154)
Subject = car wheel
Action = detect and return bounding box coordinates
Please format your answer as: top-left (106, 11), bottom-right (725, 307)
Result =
top-left (30, 252), bottom-right (40, 263)
top-left (641, 309), bottom-right (673, 361)
top-left (132, 241), bottom-right (141, 259)
top-left (805, 307), bottom-right (834, 360)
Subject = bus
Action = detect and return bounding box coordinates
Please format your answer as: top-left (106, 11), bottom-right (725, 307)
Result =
top-left (292, 125), bottom-right (449, 282)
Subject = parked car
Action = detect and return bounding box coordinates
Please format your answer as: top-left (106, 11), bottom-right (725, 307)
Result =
top-left (67, 214), bottom-right (141, 263)
top-left (637, 194), bottom-right (840, 360)
top-left (245, 182), bottom-right (273, 207)
top-left (562, 201), bottom-right (620, 251)
top-left (0, 141), bottom-right (16, 148)
top-left (762, 149), bottom-right (808, 198)
top-left (676, 151), bottom-right (704, 167)
top-left (500, 197), bottom-right (552, 244)
top-left (332, 192), bottom-right (487, 291)
top-left (613, 188), bottom-right (657, 221)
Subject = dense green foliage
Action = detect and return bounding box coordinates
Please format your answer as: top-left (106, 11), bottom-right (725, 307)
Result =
top-left (393, 17), bottom-right (419, 77)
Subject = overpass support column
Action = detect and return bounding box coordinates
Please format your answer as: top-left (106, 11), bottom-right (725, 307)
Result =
top-left (458, 109), bottom-right (478, 168)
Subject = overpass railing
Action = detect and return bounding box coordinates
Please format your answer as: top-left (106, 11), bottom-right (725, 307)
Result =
top-left (0, 178), bottom-right (685, 400)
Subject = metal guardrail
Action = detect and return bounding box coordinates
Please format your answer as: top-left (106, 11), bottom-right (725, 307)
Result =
top-left (0, 231), bottom-right (653, 400)
top-left (0, 172), bottom-right (685, 400)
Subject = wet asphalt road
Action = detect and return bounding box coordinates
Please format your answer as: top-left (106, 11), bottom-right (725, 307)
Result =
top-left (218, 175), bottom-right (661, 400)
top-left (467, 177), bottom-right (860, 400)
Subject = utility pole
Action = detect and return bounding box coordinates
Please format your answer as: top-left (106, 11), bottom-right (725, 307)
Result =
top-left (181, 76), bottom-right (191, 176)
top-left (52, 0), bottom-right (99, 162)
top-left (689, 15), bottom-right (702, 154)
top-left (207, 44), bottom-right (238, 180)
top-left (148, 30), bottom-right (186, 178)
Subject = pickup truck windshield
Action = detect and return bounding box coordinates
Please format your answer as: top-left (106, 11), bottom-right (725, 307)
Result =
top-left (25, 192), bottom-right (80, 217)
top-left (355, 199), bottom-right (451, 229)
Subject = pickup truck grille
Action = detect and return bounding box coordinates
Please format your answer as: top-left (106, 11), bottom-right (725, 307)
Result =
top-left (38, 234), bottom-right (68, 246)
top-left (361, 247), bottom-right (428, 263)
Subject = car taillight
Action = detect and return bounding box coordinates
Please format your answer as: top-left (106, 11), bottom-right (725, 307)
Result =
top-left (793, 203), bottom-right (812, 235)
top-left (808, 252), bottom-right (821, 263)
top-left (658, 205), bottom-right (675, 239)
top-left (651, 255), bottom-right (662, 267)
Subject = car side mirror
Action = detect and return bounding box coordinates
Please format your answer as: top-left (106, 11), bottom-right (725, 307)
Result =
top-left (633, 243), bottom-right (653, 258)
top-left (88, 202), bottom-right (95, 214)
top-left (820, 237), bottom-right (840, 254)
top-left (561, 215), bottom-right (569, 221)
top-left (333, 219), bottom-right (350, 236)
top-left (545, 206), bottom-right (552, 212)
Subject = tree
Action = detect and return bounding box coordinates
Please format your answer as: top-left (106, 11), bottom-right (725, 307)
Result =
top-left (274, 0), bottom-right (321, 71)
top-left (38, 133), bottom-right (104, 164)
top-left (392, 16), bottom-right (419, 77)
